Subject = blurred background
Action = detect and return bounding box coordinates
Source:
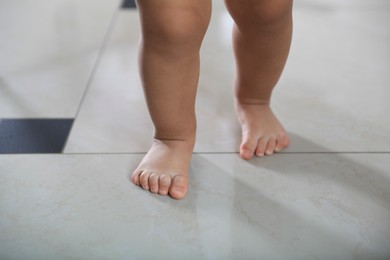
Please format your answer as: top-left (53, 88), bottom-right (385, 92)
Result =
top-left (0, 0), bottom-right (389, 153)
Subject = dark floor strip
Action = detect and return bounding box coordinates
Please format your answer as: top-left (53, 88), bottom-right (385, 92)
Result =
top-left (122, 0), bottom-right (136, 9)
top-left (0, 119), bottom-right (73, 154)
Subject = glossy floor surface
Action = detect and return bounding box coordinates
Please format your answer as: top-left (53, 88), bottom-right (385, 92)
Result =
top-left (1, 0), bottom-right (390, 259)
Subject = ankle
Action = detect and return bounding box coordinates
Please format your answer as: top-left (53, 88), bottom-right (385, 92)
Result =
top-left (152, 138), bottom-right (195, 154)
top-left (154, 125), bottom-right (196, 143)
top-left (153, 130), bottom-right (196, 147)
top-left (235, 97), bottom-right (271, 106)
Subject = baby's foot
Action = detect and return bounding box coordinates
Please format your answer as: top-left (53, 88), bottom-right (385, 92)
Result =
top-left (235, 101), bottom-right (290, 160)
top-left (131, 138), bottom-right (194, 199)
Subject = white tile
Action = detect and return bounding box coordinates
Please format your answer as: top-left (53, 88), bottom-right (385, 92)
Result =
top-left (65, 2), bottom-right (390, 153)
top-left (277, 4), bottom-right (390, 152)
top-left (63, 11), bottom-right (151, 153)
top-left (0, 0), bottom-right (121, 118)
top-left (296, 0), bottom-right (390, 9)
top-left (1, 153), bottom-right (389, 259)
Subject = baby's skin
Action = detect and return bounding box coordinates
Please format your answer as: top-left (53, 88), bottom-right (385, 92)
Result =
top-left (131, 0), bottom-right (293, 199)
top-left (132, 104), bottom-right (289, 199)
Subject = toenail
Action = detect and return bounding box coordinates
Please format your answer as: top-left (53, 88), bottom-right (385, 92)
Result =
top-left (266, 150), bottom-right (273, 155)
top-left (243, 150), bottom-right (251, 156)
top-left (275, 147), bottom-right (281, 152)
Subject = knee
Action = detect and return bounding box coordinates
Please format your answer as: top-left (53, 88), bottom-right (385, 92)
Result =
top-left (254, 1), bottom-right (293, 24)
top-left (228, 0), bottom-right (293, 30)
top-left (141, 9), bottom-right (210, 52)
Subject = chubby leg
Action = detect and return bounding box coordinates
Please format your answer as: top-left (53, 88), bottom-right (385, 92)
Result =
top-left (224, 0), bottom-right (293, 159)
top-left (131, 0), bottom-right (211, 199)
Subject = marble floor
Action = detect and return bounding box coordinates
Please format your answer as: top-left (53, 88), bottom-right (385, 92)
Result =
top-left (1, 0), bottom-right (390, 259)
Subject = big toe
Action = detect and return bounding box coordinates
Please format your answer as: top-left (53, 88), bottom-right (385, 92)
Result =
top-left (169, 175), bottom-right (188, 200)
top-left (275, 134), bottom-right (290, 152)
top-left (240, 134), bottom-right (257, 160)
top-left (131, 169), bottom-right (142, 185)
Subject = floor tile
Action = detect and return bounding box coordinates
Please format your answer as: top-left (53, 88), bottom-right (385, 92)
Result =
top-left (2, 1), bottom-right (389, 259)
top-left (64, 1), bottom-right (390, 153)
top-left (63, 10), bottom-right (152, 153)
top-left (1, 152), bottom-right (389, 259)
top-left (296, 0), bottom-right (390, 8)
top-left (0, 0), bottom-right (121, 118)
top-left (281, 2), bottom-right (390, 152)
top-left (0, 119), bottom-right (73, 154)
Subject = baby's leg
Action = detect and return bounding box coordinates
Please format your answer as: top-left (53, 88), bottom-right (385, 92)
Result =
top-left (131, 0), bottom-right (211, 199)
top-left (225, 0), bottom-right (293, 159)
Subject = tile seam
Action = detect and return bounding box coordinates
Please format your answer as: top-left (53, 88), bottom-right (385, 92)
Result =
top-left (2, 151), bottom-right (390, 156)
top-left (61, 8), bottom-right (121, 153)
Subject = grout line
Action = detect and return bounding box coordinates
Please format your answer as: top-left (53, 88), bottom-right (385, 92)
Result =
top-left (61, 8), bottom-right (120, 153)
top-left (196, 151), bottom-right (390, 155)
top-left (2, 151), bottom-right (390, 156)
top-left (62, 152), bottom-right (390, 155)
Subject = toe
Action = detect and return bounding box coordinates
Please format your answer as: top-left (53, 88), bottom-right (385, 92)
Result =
top-left (240, 133), bottom-right (258, 160)
top-left (275, 134), bottom-right (290, 152)
top-left (158, 174), bottom-right (171, 195)
top-left (169, 175), bottom-right (188, 200)
top-left (255, 137), bottom-right (268, 157)
top-left (131, 169), bottom-right (142, 185)
top-left (149, 173), bottom-right (159, 194)
top-left (139, 171), bottom-right (151, 190)
top-left (265, 138), bottom-right (276, 155)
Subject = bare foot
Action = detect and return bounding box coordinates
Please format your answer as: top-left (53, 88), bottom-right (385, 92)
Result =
top-left (131, 138), bottom-right (194, 200)
top-left (235, 101), bottom-right (290, 160)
